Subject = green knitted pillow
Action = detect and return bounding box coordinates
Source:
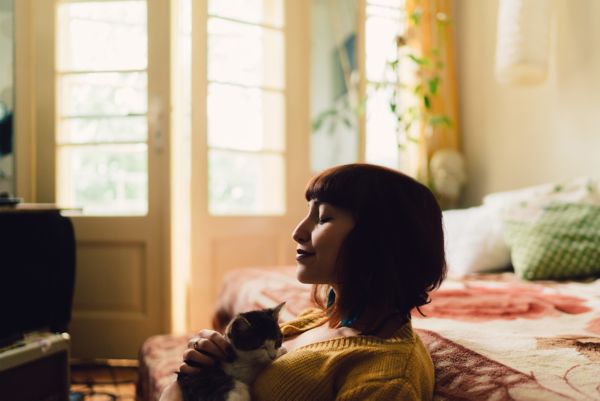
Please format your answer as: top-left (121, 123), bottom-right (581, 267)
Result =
top-left (503, 203), bottom-right (600, 280)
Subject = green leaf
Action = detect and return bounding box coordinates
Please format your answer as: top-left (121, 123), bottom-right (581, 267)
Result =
top-left (312, 110), bottom-right (334, 131)
top-left (389, 102), bottom-right (397, 113)
top-left (388, 59), bottom-right (399, 69)
top-left (429, 115), bottom-right (452, 127)
top-left (427, 77), bottom-right (440, 95)
top-left (423, 95), bottom-right (431, 110)
top-left (410, 9), bottom-right (422, 25)
top-left (408, 54), bottom-right (428, 66)
top-left (407, 135), bottom-right (420, 144)
top-left (342, 116), bottom-right (353, 128)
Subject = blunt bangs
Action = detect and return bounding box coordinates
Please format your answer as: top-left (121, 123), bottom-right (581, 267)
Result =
top-left (304, 165), bottom-right (367, 214)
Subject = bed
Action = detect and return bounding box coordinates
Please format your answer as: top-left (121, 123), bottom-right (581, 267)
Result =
top-left (137, 180), bottom-right (600, 400)
top-left (137, 266), bottom-right (600, 401)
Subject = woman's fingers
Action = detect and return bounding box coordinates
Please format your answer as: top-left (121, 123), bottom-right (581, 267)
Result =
top-left (178, 362), bottom-right (203, 375)
top-left (179, 329), bottom-right (234, 375)
top-left (193, 330), bottom-right (234, 360)
top-left (187, 338), bottom-right (224, 360)
top-left (182, 348), bottom-right (216, 367)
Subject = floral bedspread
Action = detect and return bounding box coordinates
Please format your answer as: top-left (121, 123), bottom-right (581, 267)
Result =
top-left (137, 268), bottom-right (600, 401)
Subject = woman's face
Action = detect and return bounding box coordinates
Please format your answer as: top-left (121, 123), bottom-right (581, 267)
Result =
top-left (292, 200), bottom-right (355, 285)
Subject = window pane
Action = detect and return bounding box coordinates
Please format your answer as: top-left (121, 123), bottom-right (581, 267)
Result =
top-left (209, 150), bottom-right (284, 215)
top-left (208, 18), bottom-right (284, 89)
top-left (367, 0), bottom-right (404, 8)
top-left (208, 0), bottom-right (283, 28)
top-left (366, 13), bottom-right (405, 83)
top-left (365, 84), bottom-right (397, 169)
top-left (58, 72), bottom-right (147, 116)
top-left (208, 83), bottom-right (284, 152)
top-left (57, 144), bottom-right (147, 215)
top-left (57, 1), bottom-right (147, 72)
top-left (58, 116), bottom-right (147, 144)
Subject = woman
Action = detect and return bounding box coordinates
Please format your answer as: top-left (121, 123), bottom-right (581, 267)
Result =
top-left (161, 163), bottom-right (446, 400)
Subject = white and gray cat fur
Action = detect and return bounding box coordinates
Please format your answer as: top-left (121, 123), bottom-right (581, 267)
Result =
top-left (177, 302), bottom-right (287, 401)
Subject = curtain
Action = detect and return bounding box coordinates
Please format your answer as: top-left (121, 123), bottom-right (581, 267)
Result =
top-left (404, 0), bottom-right (462, 207)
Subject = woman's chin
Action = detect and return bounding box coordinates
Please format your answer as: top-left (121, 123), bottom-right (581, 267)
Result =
top-left (295, 265), bottom-right (315, 284)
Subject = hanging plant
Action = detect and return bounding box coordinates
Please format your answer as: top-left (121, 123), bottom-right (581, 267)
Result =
top-left (382, 3), bottom-right (465, 208)
top-left (387, 7), bottom-right (452, 151)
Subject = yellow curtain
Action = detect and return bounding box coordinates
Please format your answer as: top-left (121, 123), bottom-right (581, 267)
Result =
top-left (405, 0), bottom-right (460, 186)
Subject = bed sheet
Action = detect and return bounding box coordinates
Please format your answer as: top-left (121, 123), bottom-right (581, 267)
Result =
top-left (138, 267), bottom-right (600, 401)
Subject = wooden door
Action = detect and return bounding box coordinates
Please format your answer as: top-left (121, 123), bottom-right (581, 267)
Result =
top-left (30, 0), bottom-right (169, 359)
top-left (188, 0), bottom-right (312, 330)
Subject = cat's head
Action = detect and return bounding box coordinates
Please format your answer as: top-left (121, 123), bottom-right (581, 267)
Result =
top-left (225, 302), bottom-right (285, 361)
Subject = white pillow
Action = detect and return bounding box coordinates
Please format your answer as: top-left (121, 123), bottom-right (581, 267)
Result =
top-left (443, 206), bottom-right (511, 277)
top-left (483, 177), bottom-right (600, 216)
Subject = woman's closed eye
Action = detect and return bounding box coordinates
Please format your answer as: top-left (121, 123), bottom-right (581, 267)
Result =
top-left (318, 216), bottom-right (332, 225)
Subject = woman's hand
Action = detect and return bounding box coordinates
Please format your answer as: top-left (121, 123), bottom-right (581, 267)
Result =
top-left (178, 329), bottom-right (234, 375)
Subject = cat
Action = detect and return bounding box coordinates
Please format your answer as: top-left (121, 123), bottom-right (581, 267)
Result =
top-left (177, 302), bottom-right (287, 401)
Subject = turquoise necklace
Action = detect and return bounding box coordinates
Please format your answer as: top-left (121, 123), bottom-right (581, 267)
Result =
top-left (326, 288), bottom-right (360, 328)
top-left (327, 288), bottom-right (405, 334)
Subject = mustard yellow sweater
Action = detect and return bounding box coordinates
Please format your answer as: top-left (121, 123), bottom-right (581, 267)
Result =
top-left (252, 309), bottom-right (434, 401)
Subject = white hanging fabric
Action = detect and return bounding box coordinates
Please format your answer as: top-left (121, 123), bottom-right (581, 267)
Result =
top-left (495, 0), bottom-right (554, 86)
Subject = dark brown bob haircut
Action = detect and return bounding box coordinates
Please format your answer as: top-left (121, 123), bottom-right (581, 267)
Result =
top-left (305, 163), bottom-right (446, 330)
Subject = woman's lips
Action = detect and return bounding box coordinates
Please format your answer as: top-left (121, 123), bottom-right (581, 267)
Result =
top-left (296, 249), bottom-right (315, 261)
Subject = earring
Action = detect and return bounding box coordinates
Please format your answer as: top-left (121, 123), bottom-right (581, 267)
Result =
top-left (326, 287), bottom-right (335, 309)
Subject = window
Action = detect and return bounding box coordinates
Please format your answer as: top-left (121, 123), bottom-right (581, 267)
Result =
top-left (206, 0), bottom-right (286, 216)
top-left (309, 0), bottom-right (407, 172)
top-left (364, 0), bottom-right (407, 169)
top-left (56, 0), bottom-right (148, 215)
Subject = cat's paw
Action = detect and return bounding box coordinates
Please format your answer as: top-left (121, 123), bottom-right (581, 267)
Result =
top-left (276, 346), bottom-right (287, 357)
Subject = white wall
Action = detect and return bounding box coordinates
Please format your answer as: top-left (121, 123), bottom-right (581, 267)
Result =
top-left (456, 0), bottom-right (600, 206)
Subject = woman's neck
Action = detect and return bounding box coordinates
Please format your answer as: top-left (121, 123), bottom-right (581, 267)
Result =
top-left (353, 308), bottom-right (408, 338)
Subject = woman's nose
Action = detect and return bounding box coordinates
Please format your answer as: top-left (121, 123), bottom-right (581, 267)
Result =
top-left (292, 219), bottom-right (309, 244)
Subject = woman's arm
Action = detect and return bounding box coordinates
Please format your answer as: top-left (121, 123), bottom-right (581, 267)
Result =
top-left (159, 381), bottom-right (183, 401)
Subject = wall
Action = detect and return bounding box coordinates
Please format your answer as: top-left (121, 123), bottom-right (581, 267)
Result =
top-left (456, 0), bottom-right (600, 206)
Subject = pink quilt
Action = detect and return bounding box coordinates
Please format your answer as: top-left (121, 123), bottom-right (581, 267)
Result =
top-left (137, 267), bottom-right (600, 401)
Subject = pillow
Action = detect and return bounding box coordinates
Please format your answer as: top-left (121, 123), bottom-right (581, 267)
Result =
top-left (503, 203), bottom-right (600, 280)
top-left (483, 177), bottom-right (600, 214)
top-left (443, 206), bottom-right (511, 277)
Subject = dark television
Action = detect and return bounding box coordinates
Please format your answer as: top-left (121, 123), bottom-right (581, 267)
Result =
top-left (0, 209), bottom-right (76, 346)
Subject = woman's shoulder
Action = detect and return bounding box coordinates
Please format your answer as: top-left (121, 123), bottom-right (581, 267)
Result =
top-left (280, 308), bottom-right (328, 337)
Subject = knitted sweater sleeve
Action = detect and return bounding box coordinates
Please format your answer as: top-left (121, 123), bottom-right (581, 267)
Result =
top-left (335, 377), bottom-right (419, 401)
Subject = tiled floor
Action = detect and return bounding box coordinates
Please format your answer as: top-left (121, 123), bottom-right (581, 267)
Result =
top-left (70, 362), bottom-right (137, 401)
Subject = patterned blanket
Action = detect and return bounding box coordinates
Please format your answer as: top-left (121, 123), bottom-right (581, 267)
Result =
top-left (137, 267), bottom-right (600, 401)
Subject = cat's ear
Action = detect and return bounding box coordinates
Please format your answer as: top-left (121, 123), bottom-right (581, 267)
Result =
top-left (232, 315), bottom-right (251, 333)
top-left (271, 302), bottom-right (286, 320)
